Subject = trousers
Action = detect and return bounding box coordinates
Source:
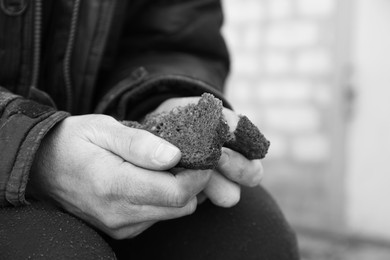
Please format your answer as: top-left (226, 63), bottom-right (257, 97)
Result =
top-left (0, 186), bottom-right (299, 260)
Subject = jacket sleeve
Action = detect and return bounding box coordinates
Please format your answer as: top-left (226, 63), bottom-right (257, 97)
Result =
top-left (0, 87), bottom-right (69, 207)
top-left (95, 0), bottom-right (232, 120)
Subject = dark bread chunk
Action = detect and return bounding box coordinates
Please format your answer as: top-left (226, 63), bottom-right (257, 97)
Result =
top-left (225, 115), bottom-right (270, 159)
top-left (121, 93), bottom-right (270, 169)
top-left (123, 93), bottom-right (229, 169)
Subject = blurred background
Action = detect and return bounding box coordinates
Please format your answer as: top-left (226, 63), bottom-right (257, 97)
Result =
top-left (221, 0), bottom-right (390, 259)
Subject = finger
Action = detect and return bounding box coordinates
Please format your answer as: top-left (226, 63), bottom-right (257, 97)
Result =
top-left (103, 221), bottom-right (156, 240)
top-left (89, 116), bottom-right (181, 170)
top-left (114, 221), bottom-right (158, 239)
top-left (114, 221), bottom-right (156, 239)
top-left (100, 197), bottom-right (198, 232)
top-left (222, 108), bottom-right (240, 132)
top-left (204, 171), bottom-right (241, 208)
top-left (217, 148), bottom-right (264, 187)
top-left (130, 197), bottom-right (198, 221)
top-left (132, 168), bottom-right (212, 207)
top-left (101, 159), bottom-right (212, 207)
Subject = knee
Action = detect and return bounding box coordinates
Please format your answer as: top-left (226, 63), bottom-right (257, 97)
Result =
top-left (0, 202), bottom-right (116, 259)
top-left (238, 186), bottom-right (300, 259)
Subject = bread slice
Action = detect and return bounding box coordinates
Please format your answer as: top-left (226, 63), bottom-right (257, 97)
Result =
top-left (122, 93), bottom-right (270, 169)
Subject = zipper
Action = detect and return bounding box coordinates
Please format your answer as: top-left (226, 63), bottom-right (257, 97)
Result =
top-left (30, 0), bottom-right (42, 90)
top-left (63, 0), bottom-right (81, 112)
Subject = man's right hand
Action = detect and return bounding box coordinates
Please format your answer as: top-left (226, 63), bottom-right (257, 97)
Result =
top-left (28, 115), bottom-right (212, 239)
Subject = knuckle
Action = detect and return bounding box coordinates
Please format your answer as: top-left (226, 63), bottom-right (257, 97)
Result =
top-left (109, 226), bottom-right (146, 240)
top-left (236, 163), bottom-right (246, 181)
top-left (96, 205), bottom-right (124, 231)
top-left (185, 200), bottom-right (197, 215)
top-left (126, 228), bottom-right (146, 239)
top-left (125, 128), bottom-right (147, 156)
top-left (170, 188), bottom-right (192, 207)
top-left (99, 114), bottom-right (117, 124)
top-left (108, 230), bottom-right (127, 240)
top-left (100, 212), bottom-right (123, 230)
top-left (84, 114), bottom-right (114, 127)
top-left (174, 196), bottom-right (189, 208)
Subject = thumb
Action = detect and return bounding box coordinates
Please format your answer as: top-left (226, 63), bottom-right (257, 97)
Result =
top-left (87, 116), bottom-right (181, 170)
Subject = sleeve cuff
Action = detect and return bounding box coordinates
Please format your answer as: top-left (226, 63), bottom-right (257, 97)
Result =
top-left (0, 108), bottom-right (69, 206)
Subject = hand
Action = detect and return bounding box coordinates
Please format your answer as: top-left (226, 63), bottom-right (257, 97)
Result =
top-left (154, 97), bottom-right (264, 208)
top-left (28, 115), bottom-right (212, 239)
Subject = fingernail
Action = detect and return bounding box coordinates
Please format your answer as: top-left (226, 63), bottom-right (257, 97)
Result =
top-left (155, 142), bottom-right (180, 165)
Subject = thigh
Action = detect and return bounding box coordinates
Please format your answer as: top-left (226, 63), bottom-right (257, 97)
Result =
top-left (107, 185), bottom-right (300, 260)
top-left (0, 202), bottom-right (116, 260)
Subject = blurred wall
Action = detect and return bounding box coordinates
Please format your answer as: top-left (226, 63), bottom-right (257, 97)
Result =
top-left (222, 0), bottom-right (390, 240)
top-left (347, 0), bottom-right (390, 240)
top-left (222, 0), bottom-right (346, 231)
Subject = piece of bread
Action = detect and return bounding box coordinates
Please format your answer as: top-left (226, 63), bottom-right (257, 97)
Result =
top-left (225, 115), bottom-right (270, 160)
top-left (121, 93), bottom-right (270, 169)
top-left (122, 93), bottom-right (229, 169)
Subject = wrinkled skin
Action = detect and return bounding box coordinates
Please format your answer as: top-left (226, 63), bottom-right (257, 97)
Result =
top-left (28, 97), bottom-right (264, 239)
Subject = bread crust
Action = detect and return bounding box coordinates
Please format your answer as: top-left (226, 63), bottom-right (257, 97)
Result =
top-left (122, 93), bottom-right (270, 169)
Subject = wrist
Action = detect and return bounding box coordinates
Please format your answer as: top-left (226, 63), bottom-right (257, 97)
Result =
top-left (27, 119), bottom-right (64, 199)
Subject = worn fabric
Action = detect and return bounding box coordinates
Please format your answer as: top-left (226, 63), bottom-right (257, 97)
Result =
top-left (0, 1), bottom-right (300, 259)
top-left (0, 202), bottom-right (116, 259)
top-left (0, 186), bottom-right (300, 260)
top-left (0, 0), bottom-right (230, 206)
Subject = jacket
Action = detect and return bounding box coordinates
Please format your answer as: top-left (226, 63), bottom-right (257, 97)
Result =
top-left (0, 0), bottom-right (230, 206)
